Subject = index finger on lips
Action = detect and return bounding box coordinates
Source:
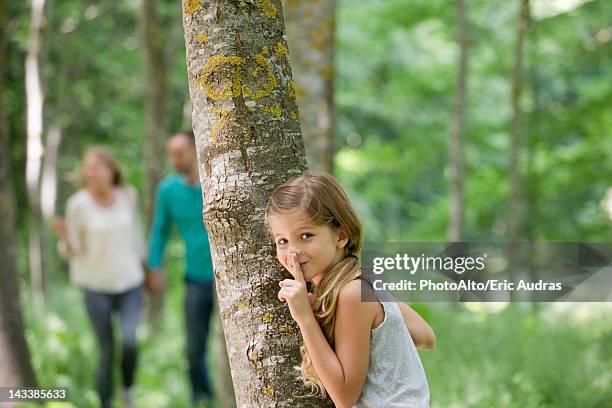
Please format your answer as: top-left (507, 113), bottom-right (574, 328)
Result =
top-left (290, 253), bottom-right (305, 283)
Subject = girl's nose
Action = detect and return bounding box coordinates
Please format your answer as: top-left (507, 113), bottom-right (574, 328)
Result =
top-left (288, 246), bottom-right (302, 256)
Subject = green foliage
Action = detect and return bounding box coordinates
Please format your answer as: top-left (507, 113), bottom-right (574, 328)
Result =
top-left (4, 0), bottom-right (612, 406)
top-left (335, 0), bottom-right (612, 242)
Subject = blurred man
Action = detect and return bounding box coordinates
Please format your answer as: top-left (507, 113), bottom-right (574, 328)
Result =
top-left (147, 130), bottom-right (215, 406)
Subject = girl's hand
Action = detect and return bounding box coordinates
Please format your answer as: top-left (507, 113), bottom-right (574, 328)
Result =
top-left (278, 253), bottom-right (316, 325)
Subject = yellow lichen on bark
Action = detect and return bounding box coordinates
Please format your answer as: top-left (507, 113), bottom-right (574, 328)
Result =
top-left (273, 41), bottom-right (288, 58)
top-left (288, 80), bottom-right (296, 98)
top-left (270, 104), bottom-right (281, 118)
top-left (199, 55), bottom-right (245, 100)
top-left (261, 104), bottom-right (282, 118)
top-left (201, 52), bottom-right (277, 101)
top-left (256, 0), bottom-right (277, 18)
top-left (262, 312), bottom-right (274, 323)
top-left (242, 54), bottom-right (277, 99)
top-left (197, 32), bottom-right (208, 43)
top-left (262, 385), bottom-right (275, 397)
top-left (211, 109), bottom-right (232, 145)
top-left (183, 0), bottom-right (203, 14)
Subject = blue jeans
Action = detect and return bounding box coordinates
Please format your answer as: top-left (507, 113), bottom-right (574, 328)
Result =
top-left (184, 278), bottom-right (215, 403)
top-left (84, 285), bottom-right (143, 408)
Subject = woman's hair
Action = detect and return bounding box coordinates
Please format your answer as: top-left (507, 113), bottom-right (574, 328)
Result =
top-left (80, 146), bottom-right (123, 187)
top-left (265, 171), bottom-right (363, 397)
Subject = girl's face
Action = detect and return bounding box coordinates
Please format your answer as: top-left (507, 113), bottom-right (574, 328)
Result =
top-left (83, 153), bottom-right (114, 189)
top-left (269, 210), bottom-right (349, 286)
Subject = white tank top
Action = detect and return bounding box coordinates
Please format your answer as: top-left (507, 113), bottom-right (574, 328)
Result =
top-left (353, 280), bottom-right (430, 408)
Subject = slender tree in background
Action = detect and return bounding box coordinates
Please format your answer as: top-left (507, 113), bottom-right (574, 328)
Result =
top-left (447, 0), bottom-right (469, 242)
top-left (525, 12), bottom-right (542, 242)
top-left (507, 0), bottom-right (529, 296)
top-left (282, 0), bottom-right (335, 172)
top-left (139, 0), bottom-right (169, 335)
top-left (0, 0), bottom-right (38, 386)
top-left (140, 0), bottom-right (168, 229)
top-left (182, 0), bottom-right (332, 405)
top-left (526, 12), bottom-right (540, 305)
top-left (509, 0), bottom-right (529, 239)
top-left (25, 0), bottom-right (48, 308)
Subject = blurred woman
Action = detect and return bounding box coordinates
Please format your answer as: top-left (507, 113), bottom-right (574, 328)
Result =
top-left (53, 146), bottom-right (145, 408)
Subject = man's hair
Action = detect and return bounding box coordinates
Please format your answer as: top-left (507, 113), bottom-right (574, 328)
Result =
top-left (176, 129), bottom-right (196, 145)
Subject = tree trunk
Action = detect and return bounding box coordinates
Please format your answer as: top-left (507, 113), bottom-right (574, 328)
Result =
top-left (182, 1), bottom-right (332, 406)
top-left (447, 0), bottom-right (469, 242)
top-left (40, 124), bottom-right (60, 220)
top-left (526, 14), bottom-right (540, 307)
top-left (140, 0), bottom-right (168, 229)
top-left (25, 0), bottom-right (47, 309)
top-left (507, 0), bottom-right (529, 297)
top-left (139, 0), bottom-right (168, 334)
top-left (509, 0), bottom-right (528, 241)
top-left (282, 0), bottom-right (335, 172)
top-left (0, 0), bottom-right (38, 385)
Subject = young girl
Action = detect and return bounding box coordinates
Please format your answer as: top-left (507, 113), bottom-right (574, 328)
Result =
top-left (266, 172), bottom-right (435, 408)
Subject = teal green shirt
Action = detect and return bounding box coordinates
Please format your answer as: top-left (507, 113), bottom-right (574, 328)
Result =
top-left (148, 174), bottom-right (214, 282)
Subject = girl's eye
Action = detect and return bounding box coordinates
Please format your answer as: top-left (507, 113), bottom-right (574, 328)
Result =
top-left (277, 238), bottom-right (288, 245)
top-left (300, 233), bottom-right (313, 239)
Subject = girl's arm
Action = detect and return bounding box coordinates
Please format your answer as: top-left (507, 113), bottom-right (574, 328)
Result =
top-left (396, 301), bottom-right (436, 349)
top-left (296, 279), bottom-right (376, 408)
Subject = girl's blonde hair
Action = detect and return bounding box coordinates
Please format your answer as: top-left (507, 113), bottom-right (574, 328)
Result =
top-left (265, 171), bottom-right (363, 397)
top-left (80, 146), bottom-right (123, 187)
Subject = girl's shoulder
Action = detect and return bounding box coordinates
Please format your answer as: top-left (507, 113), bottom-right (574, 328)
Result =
top-left (338, 279), bottom-right (384, 330)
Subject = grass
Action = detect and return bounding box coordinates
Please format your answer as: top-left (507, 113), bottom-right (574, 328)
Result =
top-left (19, 248), bottom-right (213, 408)
top-left (17, 255), bottom-right (612, 407)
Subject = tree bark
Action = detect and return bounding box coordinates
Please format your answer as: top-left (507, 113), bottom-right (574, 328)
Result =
top-left (139, 0), bottom-right (169, 335)
top-left (509, 0), bottom-right (529, 242)
top-left (25, 0), bottom-right (48, 308)
top-left (40, 124), bottom-right (60, 220)
top-left (507, 0), bottom-right (530, 297)
top-left (282, 0), bottom-right (335, 173)
top-left (526, 14), bottom-right (540, 306)
top-left (447, 0), bottom-right (469, 242)
top-left (140, 0), bottom-right (168, 230)
top-left (0, 0), bottom-right (38, 386)
top-left (182, 1), bottom-right (332, 406)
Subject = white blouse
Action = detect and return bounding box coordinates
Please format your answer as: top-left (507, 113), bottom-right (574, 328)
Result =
top-left (60, 187), bottom-right (145, 293)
